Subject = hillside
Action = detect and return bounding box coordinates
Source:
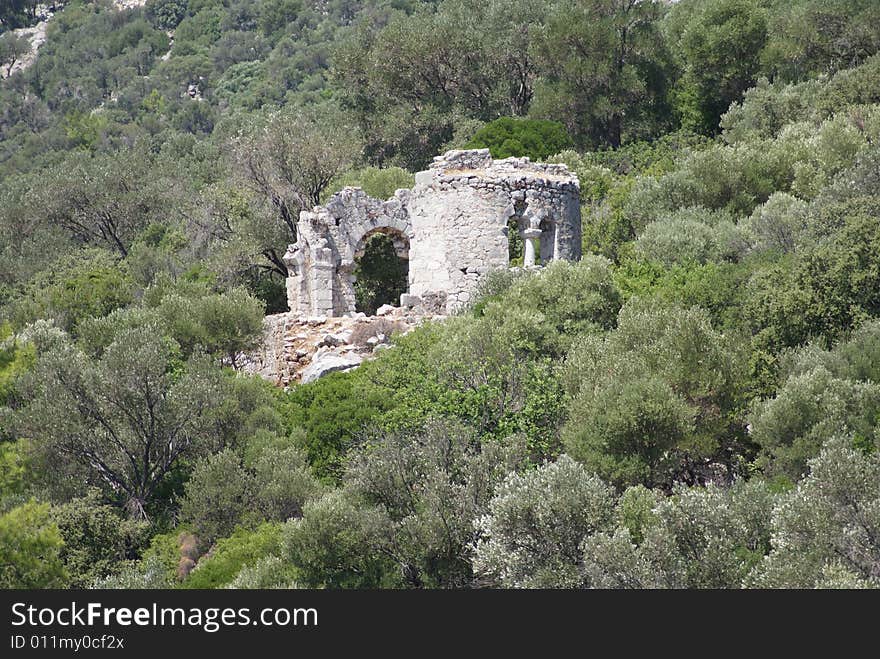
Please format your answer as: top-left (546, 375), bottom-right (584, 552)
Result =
top-left (1, 0), bottom-right (880, 590)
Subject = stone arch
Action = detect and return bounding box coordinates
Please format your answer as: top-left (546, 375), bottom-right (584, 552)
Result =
top-left (353, 226), bottom-right (411, 262)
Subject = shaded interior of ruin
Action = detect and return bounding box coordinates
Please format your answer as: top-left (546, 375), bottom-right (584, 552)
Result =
top-left (352, 229), bottom-right (410, 315)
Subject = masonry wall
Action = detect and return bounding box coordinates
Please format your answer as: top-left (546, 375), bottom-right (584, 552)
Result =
top-left (408, 149), bottom-right (581, 310)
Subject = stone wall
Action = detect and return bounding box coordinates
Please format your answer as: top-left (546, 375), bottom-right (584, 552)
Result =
top-left (283, 149), bottom-right (581, 316)
top-left (284, 187), bottom-right (412, 317)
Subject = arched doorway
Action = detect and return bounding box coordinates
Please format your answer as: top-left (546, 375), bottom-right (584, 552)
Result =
top-left (352, 228), bottom-right (410, 315)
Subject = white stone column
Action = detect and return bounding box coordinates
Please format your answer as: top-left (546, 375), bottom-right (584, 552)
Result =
top-left (553, 222), bottom-right (561, 261)
top-left (523, 228), bottom-right (542, 266)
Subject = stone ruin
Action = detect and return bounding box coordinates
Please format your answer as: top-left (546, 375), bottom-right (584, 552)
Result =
top-left (241, 149), bottom-right (582, 386)
top-left (283, 148), bottom-right (582, 316)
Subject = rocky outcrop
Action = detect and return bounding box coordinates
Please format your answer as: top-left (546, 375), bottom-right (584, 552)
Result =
top-left (300, 353), bottom-right (363, 384)
top-left (239, 304), bottom-right (446, 387)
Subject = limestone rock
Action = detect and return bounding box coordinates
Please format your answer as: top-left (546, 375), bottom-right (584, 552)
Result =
top-left (400, 293), bottom-right (421, 308)
top-left (376, 304), bottom-right (396, 316)
top-left (300, 353), bottom-right (363, 384)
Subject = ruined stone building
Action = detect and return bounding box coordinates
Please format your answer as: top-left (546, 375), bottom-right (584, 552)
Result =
top-left (283, 149), bottom-right (582, 317)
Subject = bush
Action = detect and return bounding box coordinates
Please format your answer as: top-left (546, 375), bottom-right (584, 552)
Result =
top-left (322, 167), bottom-right (415, 203)
top-left (466, 117), bottom-right (573, 161)
top-left (747, 437), bottom-right (880, 588)
top-left (563, 301), bottom-right (751, 488)
top-left (180, 450), bottom-right (254, 547)
top-left (52, 490), bottom-right (148, 588)
top-left (749, 365), bottom-right (880, 480)
top-left (474, 455), bottom-right (615, 588)
top-left (0, 500), bottom-right (67, 588)
top-left (635, 207), bottom-right (746, 266)
top-left (476, 257), bottom-right (622, 357)
top-left (282, 368), bottom-right (392, 481)
top-left (742, 191), bottom-right (809, 254)
top-left (282, 490), bottom-right (400, 589)
top-left (146, 0), bottom-right (189, 30)
top-left (584, 479), bottom-right (776, 588)
top-left (182, 523), bottom-right (285, 589)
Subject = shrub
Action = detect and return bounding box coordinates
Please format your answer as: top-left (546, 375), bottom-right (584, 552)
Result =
top-left (322, 167), bottom-right (414, 203)
top-left (474, 455), bottom-right (615, 588)
top-left (0, 500), bottom-right (67, 588)
top-left (182, 523), bottom-right (285, 589)
top-left (466, 117), bottom-right (573, 161)
top-left (564, 301), bottom-right (752, 488)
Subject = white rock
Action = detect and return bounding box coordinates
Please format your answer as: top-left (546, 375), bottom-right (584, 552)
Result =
top-left (376, 304), bottom-right (396, 316)
top-left (300, 353), bottom-right (363, 384)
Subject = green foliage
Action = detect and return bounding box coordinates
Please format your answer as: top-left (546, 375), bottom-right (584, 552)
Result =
top-left (181, 449), bottom-right (253, 547)
top-left (181, 441), bottom-right (322, 546)
top-left (354, 233), bottom-right (408, 315)
top-left (746, 197), bottom-right (880, 351)
top-left (673, 0), bottom-right (768, 134)
top-left (466, 117), bottom-right (572, 160)
top-left (2, 0), bottom-right (880, 591)
top-left (226, 555), bottom-right (299, 589)
top-left (0, 323), bottom-right (35, 409)
top-left (583, 479), bottom-right (776, 588)
top-left (282, 489), bottom-right (401, 589)
top-left (474, 257), bottom-right (622, 357)
top-left (474, 455), bottom-right (615, 588)
top-left (5, 249), bottom-right (134, 335)
top-left (77, 283), bottom-right (266, 366)
top-left (322, 167), bottom-right (414, 203)
top-left (0, 31), bottom-right (30, 76)
top-left (182, 523), bottom-right (285, 589)
top-left (146, 0), bottom-right (189, 30)
top-left (0, 500), bottom-right (67, 588)
top-left (612, 257), bottom-right (753, 331)
top-left (0, 439), bottom-right (31, 507)
top-left (345, 421), bottom-right (528, 588)
top-left (282, 368), bottom-right (392, 481)
top-left (52, 490), bottom-right (148, 588)
top-left (564, 301), bottom-right (752, 488)
top-left (761, 0), bottom-right (880, 82)
top-left (0, 1), bottom-right (40, 33)
top-left (747, 436), bottom-right (880, 588)
top-left (11, 321), bottom-right (255, 518)
top-left (635, 207), bottom-right (746, 266)
top-left (531, 0), bottom-right (673, 148)
top-left (96, 554), bottom-right (175, 589)
top-left (749, 323), bottom-right (880, 479)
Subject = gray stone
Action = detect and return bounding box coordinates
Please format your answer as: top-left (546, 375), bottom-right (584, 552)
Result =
top-left (399, 293), bottom-right (422, 307)
top-left (376, 304), bottom-right (396, 316)
top-left (300, 353), bottom-right (363, 384)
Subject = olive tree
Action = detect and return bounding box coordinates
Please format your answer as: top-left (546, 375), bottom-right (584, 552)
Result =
top-left (474, 455), bottom-right (616, 588)
top-left (12, 324), bottom-right (231, 519)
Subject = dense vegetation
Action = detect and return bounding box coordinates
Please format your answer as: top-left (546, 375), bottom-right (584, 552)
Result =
top-left (2, 0), bottom-right (880, 589)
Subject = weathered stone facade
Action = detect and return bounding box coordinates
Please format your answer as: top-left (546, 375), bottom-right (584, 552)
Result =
top-left (283, 148), bottom-right (581, 316)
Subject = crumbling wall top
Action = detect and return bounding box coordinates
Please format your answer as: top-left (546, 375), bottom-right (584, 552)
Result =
top-left (419, 148), bottom-right (580, 192)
